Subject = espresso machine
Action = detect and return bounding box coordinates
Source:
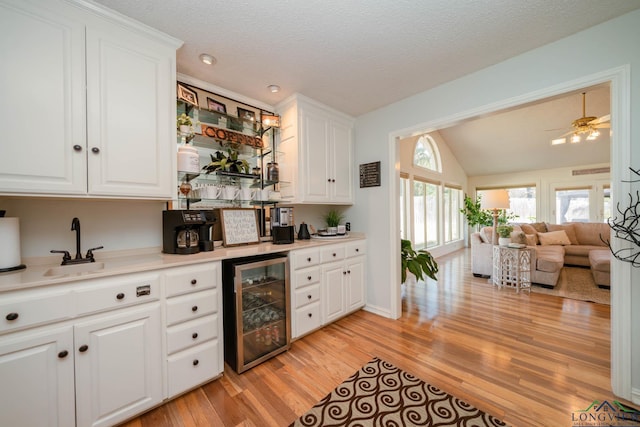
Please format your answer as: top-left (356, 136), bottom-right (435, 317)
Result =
top-left (271, 207), bottom-right (295, 244)
top-left (163, 210), bottom-right (210, 254)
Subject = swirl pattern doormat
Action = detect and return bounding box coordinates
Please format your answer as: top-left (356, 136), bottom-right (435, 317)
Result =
top-left (290, 357), bottom-right (508, 427)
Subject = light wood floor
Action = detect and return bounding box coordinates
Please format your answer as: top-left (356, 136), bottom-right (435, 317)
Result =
top-left (122, 248), bottom-right (629, 427)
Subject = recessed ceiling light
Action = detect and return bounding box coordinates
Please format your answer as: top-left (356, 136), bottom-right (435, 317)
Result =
top-left (199, 53), bottom-right (216, 65)
top-left (268, 85), bottom-right (280, 93)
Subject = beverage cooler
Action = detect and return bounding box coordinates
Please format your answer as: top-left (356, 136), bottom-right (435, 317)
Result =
top-left (222, 253), bottom-right (290, 373)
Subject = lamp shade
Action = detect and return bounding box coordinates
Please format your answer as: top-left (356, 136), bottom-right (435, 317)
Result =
top-left (480, 189), bottom-right (510, 210)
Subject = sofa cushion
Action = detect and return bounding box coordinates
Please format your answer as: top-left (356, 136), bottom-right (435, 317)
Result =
top-left (589, 249), bottom-right (611, 273)
top-left (530, 222), bottom-right (548, 233)
top-left (538, 230), bottom-right (572, 246)
top-left (564, 245), bottom-right (604, 258)
top-left (546, 223), bottom-right (579, 245)
top-left (525, 234), bottom-right (538, 246)
top-left (534, 246), bottom-right (564, 272)
top-left (572, 222), bottom-right (610, 246)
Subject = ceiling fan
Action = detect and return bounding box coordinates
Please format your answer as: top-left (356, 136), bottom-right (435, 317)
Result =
top-left (551, 92), bottom-right (610, 145)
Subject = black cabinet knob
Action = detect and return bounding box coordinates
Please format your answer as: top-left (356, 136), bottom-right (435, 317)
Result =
top-left (91, 147), bottom-right (100, 153)
top-left (79, 345), bottom-right (89, 353)
top-left (307, 276), bottom-right (312, 281)
top-left (191, 306), bottom-right (198, 312)
top-left (73, 145), bottom-right (82, 151)
top-left (327, 179), bottom-right (331, 182)
top-left (191, 279), bottom-right (197, 285)
top-left (307, 257), bottom-right (311, 262)
top-left (307, 295), bottom-right (312, 300)
top-left (5, 312), bottom-right (18, 321)
top-left (355, 248), bottom-right (359, 252)
top-left (347, 270), bottom-right (351, 274)
top-left (116, 293), bottom-right (125, 300)
top-left (58, 350), bottom-right (69, 359)
top-left (332, 179), bottom-right (336, 183)
top-left (343, 271), bottom-right (347, 275)
top-left (193, 359), bottom-right (199, 366)
top-left (192, 332), bottom-right (198, 339)
top-left (332, 253), bottom-right (336, 257)
top-left (308, 313), bottom-right (312, 318)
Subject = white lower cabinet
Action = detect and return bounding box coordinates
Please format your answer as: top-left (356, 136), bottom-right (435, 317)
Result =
top-left (0, 271), bottom-right (163, 427)
top-left (74, 304), bottom-right (162, 427)
top-left (163, 262), bottom-right (223, 398)
top-left (0, 325), bottom-right (75, 427)
top-left (290, 239), bottom-right (366, 339)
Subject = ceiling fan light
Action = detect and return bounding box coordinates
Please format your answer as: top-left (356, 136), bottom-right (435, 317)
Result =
top-left (570, 134), bottom-right (581, 143)
top-left (551, 138), bottom-right (566, 145)
top-left (587, 129), bottom-right (600, 140)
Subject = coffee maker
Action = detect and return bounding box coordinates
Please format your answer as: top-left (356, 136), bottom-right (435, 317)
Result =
top-left (271, 207), bottom-right (295, 244)
top-left (198, 210), bottom-right (216, 252)
top-left (163, 210), bottom-right (207, 254)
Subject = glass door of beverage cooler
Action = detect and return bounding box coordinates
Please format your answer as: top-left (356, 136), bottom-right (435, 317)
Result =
top-left (225, 255), bottom-right (290, 373)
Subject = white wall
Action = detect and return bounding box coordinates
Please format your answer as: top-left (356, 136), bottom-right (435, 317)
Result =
top-left (352, 9), bottom-right (639, 402)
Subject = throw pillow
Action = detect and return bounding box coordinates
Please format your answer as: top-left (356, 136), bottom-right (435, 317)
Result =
top-left (512, 231), bottom-right (527, 244)
top-left (538, 230), bottom-right (572, 246)
top-left (480, 226), bottom-right (493, 243)
top-left (520, 224), bottom-right (538, 235)
top-left (530, 222), bottom-right (548, 233)
top-left (525, 234), bottom-right (538, 246)
top-left (545, 223), bottom-right (579, 245)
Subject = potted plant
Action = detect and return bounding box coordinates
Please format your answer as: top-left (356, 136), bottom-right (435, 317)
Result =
top-left (496, 224), bottom-right (513, 246)
top-left (177, 113), bottom-right (193, 134)
top-left (202, 149), bottom-right (250, 174)
top-left (459, 194), bottom-right (493, 229)
top-left (323, 209), bottom-right (344, 235)
top-left (401, 239), bottom-right (438, 283)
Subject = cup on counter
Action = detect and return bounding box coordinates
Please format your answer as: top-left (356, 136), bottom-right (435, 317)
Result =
top-left (221, 185), bottom-right (240, 200)
top-left (239, 187), bottom-right (255, 201)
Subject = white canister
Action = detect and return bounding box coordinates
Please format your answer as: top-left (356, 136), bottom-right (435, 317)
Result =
top-left (0, 217), bottom-right (25, 271)
top-left (177, 145), bottom-right (200, 173)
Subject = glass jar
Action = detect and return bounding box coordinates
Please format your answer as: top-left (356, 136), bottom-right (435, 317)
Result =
top-left (266, 162), bottom-right (279, 182)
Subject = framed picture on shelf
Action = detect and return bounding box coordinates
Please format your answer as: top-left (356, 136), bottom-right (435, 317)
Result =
top-left (237, 107), bottom-right (256, 122)
top-left (207, 97), bottom-right (227, 113)
top-left (219, 208), bottom-right (260, 247)
top-left (177, 83), bottom-right (198, 106)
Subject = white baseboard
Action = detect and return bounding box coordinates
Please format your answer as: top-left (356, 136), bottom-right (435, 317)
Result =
top-left (632, 387), bottom-right (640, 406)
top-left (363, 304), bottom-right (393, 319)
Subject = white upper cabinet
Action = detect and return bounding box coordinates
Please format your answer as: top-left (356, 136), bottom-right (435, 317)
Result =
top-left (0, 0), bottom-right (182, 198)
top-left (276, 94), bottom-right (354, 204)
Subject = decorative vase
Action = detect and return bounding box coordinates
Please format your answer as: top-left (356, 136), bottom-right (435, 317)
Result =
top-left (179, 124), bottom-right (191, 134)
top-left (498, 237), bottom-right (511, 246)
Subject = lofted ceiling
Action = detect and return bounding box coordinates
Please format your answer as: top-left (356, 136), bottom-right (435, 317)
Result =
top-left (437, 84), bottom-right (611, 177)
top-left (92, 0), bottom-right (629, 176)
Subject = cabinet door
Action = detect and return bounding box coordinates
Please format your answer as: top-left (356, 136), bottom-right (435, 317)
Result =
top-left (0, 325), bottom-right (75, 427)
top-left (0, 0), bottom-right (86, 194)
top-left (86, 20), bottom-right (175, 198)
top-left (300, 105), bottom-right (331, 202)
top-left (329, 120), bottom-right (353, 203)
top-left (346, 257), bottom-right (365, 312)
top-left (322, 261), bottom-right (346, 324)
top-left (74, 303), bottom-right (162, 427)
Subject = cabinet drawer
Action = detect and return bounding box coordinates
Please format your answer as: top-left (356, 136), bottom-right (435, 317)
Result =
top-left (294, 284), bottom-right (320, 309)
top-left (75, 273), bottom-right (160, 316)
top-left (292, 249), bottom-right (320, 269)
top-left (0, 289), bottom-right (73, 334)
top-left (293, 267), bottom-right (320, 289)
top-left (295, 303), bottom-right (321, 338)
top-left (320, 245), bottom-right (345, 263)
top-left (166, 289), bottom-right (218, 326)
top-left (166, 314), bottom-right (219, 355)
top-left (345, 240), bottom-right (366, 258)
top-left (165, 263), bottom-right (218, 297)
top-left (167, 340), bottom-right (220, 397)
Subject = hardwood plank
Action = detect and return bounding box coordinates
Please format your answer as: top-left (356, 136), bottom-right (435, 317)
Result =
top-left (120, 248), bottom-right (633, 427)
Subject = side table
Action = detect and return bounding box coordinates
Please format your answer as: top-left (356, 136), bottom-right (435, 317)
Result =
top-left (492, 246), bottom-right (533, 292)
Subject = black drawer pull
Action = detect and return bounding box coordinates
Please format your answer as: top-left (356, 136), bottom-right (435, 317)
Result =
top-left (116, 293), bottom-right (125, 300)
top-left (308, 313), bottom-right (312, 318)
top-left (58, 350), bottom-right (69, 359)
top-left (307, 276), bottom-right (312, 280)
top-left (191, 279), bottom-right (197, 285)
top-left (192, 332), bottom-right (198, 339)
top-left (348, 270), bottom-right (351, 274)
top-left (307, 295), bottom-right (312, 300)
top-left (332, 253), bottom-right (336, 257)
top-left (5, 312), bottom-right (18, 321)
top-left (193, 359), bottom-right (199, 366)
top-left (191, 305), bottom-right (198, 312)
top-left (343, 271), bottom-right (347, 275)
top-left (91, 147), bottom-right (100, 153)
top-left (355, 248), bottom-right (359, 252)
top-left (307, 257), bottom-right (311, 262)
top-left (73, 145), bottom-right (82, 151)
top-left (79, 345), bottom-right (89, 353)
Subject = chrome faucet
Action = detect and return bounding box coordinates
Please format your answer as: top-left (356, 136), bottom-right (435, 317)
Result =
top-left (50, 217), bottom-right (103, 265)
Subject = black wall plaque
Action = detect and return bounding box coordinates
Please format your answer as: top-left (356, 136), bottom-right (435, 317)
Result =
top-left (359, 161), bottom-right (381, 188)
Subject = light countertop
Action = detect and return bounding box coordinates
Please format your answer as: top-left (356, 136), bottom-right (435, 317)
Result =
top-left (0, 233), bottom-right (365, 293)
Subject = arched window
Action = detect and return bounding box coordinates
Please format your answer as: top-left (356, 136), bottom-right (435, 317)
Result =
top-left (413, 135), bottom-right (441, 172)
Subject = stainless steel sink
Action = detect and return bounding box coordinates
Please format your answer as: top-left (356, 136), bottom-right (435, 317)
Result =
top-left (44, 262), bottom-right (105, 277)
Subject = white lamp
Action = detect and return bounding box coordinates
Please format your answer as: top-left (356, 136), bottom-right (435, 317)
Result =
top-left (480, 189), bottom-right (510, 245)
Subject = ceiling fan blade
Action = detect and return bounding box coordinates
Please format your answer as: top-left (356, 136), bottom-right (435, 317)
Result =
top-left (589, 114), bottom-right (610, 125)
top-left (594, 123), bottom-right (610, 129)
top-left (559, 130), bottom-right (574, 137)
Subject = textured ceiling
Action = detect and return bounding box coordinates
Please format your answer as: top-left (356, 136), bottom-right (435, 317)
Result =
top-left (93, 0), bottom-right (640, 117)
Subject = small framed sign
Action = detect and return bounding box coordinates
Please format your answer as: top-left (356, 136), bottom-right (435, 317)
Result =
top-left (359, 161), bottom-right (381, 188)
top-left (219, 208), bottom-right (260, 247)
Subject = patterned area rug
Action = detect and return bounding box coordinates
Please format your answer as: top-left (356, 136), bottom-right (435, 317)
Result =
top-left (530, 266), bottom-right (610, 305)
top-left (290, 357), bottom-right (508, 427)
